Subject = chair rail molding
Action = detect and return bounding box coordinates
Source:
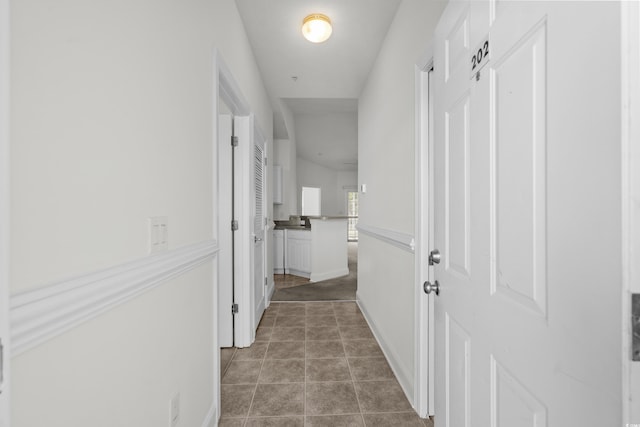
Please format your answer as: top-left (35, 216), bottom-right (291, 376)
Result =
top-left (10, 239), bottom-right (219, 356)
top-left (356, 223), bottom-right (415, 253)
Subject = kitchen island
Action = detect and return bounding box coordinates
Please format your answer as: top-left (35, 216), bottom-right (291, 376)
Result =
top-left (273, 217), bottom-right (349, 282)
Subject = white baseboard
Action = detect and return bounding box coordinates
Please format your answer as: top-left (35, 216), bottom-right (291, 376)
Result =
top-left (11, 240), bottom-right (219, 356)
top-left (201, 404), bottom-right (218, 427)
top-left (284, 269), bottom-right (310, 278)
top-left (310, 267), bottom-right (349, 282)
top-left (357, 291), bottom-right (415, 410)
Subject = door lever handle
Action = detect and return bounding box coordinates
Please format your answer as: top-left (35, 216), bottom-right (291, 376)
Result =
top-left (254, 236), bottom-right (263, 243)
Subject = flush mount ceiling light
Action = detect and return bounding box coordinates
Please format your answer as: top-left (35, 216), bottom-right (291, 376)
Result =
top-left (302, 14), bottom-right (332, 43)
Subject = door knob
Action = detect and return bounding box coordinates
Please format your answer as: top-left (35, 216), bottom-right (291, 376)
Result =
top-left (429, 249), bottom-right (441, 265)
top-left (423, 280), bottom-right (440, 296)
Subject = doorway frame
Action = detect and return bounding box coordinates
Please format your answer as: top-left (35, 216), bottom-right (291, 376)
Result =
top-left (622, 0), bottom-right (640, 421)
top-left (414, 45), bottom-right (435, 418)
top-left (0, 0), bottom-right (10, 423)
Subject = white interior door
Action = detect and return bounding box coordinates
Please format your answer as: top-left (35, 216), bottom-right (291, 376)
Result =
top-left (432, 1), bottom-right (622, 425)
top-left (252, 139), bottom-right (266, 331)
top-left (218, 114), bottom-right (234, 347)
top-left (0, 0), bottom-right (10, 423)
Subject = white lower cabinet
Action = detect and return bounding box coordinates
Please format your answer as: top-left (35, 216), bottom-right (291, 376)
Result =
top-left (284, 229), bottom-right (311, 278)
top-left (273, 229), bottom-right (284, 274)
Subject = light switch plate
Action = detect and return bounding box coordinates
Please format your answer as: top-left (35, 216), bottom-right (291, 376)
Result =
top-left (148, 216), bottom-right (168, 253)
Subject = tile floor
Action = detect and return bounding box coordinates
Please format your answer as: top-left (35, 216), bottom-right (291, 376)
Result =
top-left (219, 301), bottom-right (433, 426)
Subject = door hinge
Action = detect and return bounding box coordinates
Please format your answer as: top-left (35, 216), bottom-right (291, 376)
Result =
top-left (231, 220), bottom-right (239, 231)
top-left (264, 157), bottom-right (268, 166)
top-left (265, 277), bottom-right (268, 286)
top-left (232, 303), bottom-right (239, 314)
top-left (633, 294), bottom-right (640, 361)
top-left (0, 338), bottom-right (4, 392)
top-left (231, 136), bottom-right (239, 147)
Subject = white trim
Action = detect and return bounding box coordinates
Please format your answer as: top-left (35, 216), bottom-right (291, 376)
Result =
top-left (310, 267), bottom-right (349, 283)
top-left (414, 44), bottom-right (435, 418)
top-left (0, 0), bottom-right (10, 422)
top-left (622, 1), bottom-right (640, 422)
top-left (357, 295), bottom-right (414, 409)
top-left (201, 405), bottom-right (217, 427)
top-left (10, 240), bottom-right (219, 356)
top-left (356, 223), bottom-right (415, 253)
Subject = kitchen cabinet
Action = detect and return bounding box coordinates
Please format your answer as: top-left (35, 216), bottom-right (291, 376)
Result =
top-left (285, 229), bottom-right (311, 278)
top-left (273, 165), bottom-right (283, 204)
top-left (273, 229), bottom-right (285, 274)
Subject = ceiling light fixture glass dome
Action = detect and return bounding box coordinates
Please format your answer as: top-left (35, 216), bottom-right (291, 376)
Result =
top-left (302, 14), bottom-right (332, 43)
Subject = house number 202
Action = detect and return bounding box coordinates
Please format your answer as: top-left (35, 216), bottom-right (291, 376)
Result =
top-left (471, 40), bottom-right (490, 72)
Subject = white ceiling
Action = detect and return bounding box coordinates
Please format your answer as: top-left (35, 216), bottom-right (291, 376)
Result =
top-left (234, 0), bottom-right (402, 171)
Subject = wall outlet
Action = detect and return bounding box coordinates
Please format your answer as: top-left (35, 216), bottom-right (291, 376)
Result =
top-left (170, 392), bottom-right (180, 427)
top-left (148, 216), bottom-right (168, 253)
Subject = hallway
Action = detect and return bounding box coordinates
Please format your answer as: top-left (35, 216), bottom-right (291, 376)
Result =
top-left (219, 301), bottom-right (432, 426)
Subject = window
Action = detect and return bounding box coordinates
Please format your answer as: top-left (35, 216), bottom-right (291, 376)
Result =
top-left (347, 191), bottom-right (358, 241)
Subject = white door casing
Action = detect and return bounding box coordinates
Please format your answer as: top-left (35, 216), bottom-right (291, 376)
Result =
top-left (433, 1), bottom-right (622, 426)
top-left (414, 49), bottom-right (435, 417)
top-left (0, 0), bottom-right (10, 424)
top-left (214, 51), bottom-right (267, 349)
top-left (233, 114), bottom-right (266, 346)
top-left (218, 114), bottom-right (234, 348)
top-left (622, 0), bottom-right (640, 421)
top-left (252, 134), bottom-right (266, 332)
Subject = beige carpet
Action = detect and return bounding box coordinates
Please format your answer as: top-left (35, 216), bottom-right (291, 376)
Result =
top-left (271, 242), bottom-right (357, 301)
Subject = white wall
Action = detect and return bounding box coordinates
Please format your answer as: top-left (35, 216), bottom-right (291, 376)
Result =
top-left (10, 0), bottom-right (272, 425)
top-left (357, 0), bottom-right (444, 399)
top-left (273, 139), bottom-right (298, 220)
top-left (297, 158), bottom-right (357, 216)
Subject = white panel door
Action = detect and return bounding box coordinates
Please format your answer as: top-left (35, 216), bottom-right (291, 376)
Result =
top-left (252, 140), bottom-right (266, 331)
top-left (432, 1), bottom-right (622, 426)
top-left (0, 0), bottom-right (9, 423)
top-left (218, 114), bottom-right (234, 347)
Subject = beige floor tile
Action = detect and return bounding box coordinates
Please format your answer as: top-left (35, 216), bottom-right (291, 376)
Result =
top-left (306, 315), bottom-right (338, 327)
top-left (218, 417), bottom-right (246, 427)
top-left (348, 358), bottom-right (395, 381)
top-left (362, 412), bottom-right (426, 426)
top-left (222, 360), bottom-right (262, 384)
top-left (332, 302), bottom-right (361, 315)
top-left (305, 414), bottom-right (365, 426)
top-left (306, 326), bottom-right (341, 341)
top-left (271, 327), bottom-right (306, 342)
top-left (335, 315), bottom-right (367, 327)
top-left (259, 315), bottom-right (276, 327)
top-left (265, 341), bottom-right (305, 359)
top-left (245, 417), bottom-right (304, 427)
top-left (275, 315), bottom-right (306, 328)
top-left (306, 358), bottom-right (352, 382)
top-left (221, 347), bottom-right (236, 375)
top-left (255, 326), bottom-right (273, 342)
top-left (354, 381), bottom-right (412, 413)
top-left (305, 303), bottom-right (335, 315)
top-left (221, 384), bottom-right (255, 417)
top-left (305, 340), bottom-right (345, 359)
top-left (234, 342), bottom-right (269, 360)
top-left (259, 359), bottom-right (305, 384)
top-left (342, 340), bottom-right (383, 358)
top-left (339, 326), bottom-right (374, 340)
top-left (305, 382), bottom-right (360, 415)
top-left (249, 383), bottom-right (305, 416)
